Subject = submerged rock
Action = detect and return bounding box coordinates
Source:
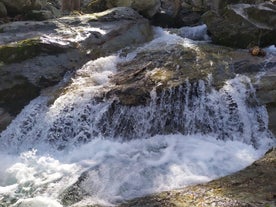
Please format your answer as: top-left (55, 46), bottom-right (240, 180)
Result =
top-left (203, 2), bottom-right (276, 48)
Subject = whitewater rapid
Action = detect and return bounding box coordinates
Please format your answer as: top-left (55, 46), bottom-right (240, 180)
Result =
top-left (0, 28), bottom-right (275, 207)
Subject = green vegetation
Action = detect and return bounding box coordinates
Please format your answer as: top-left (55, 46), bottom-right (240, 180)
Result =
top-left (0, 38), bottom-right (42, 64)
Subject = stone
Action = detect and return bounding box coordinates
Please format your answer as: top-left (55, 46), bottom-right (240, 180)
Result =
top-left (249, 46), bottom-right (266, 57)
top-left (202, 2), bottom-right (276, 48)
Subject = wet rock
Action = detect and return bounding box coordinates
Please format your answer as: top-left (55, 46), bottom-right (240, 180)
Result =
top-left (120, 148), bottom-right (276, 207)
top-left (110, 41), bottom-right (270, 105)
top-left (202, 2), bottom-right (276, 48)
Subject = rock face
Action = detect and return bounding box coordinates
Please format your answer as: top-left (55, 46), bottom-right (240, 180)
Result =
top-left (120, 148), bottom-right (276, 207)
top-left (0, 7), bottom-right (152, 131)
top-left (203, 2), bottom-right (276, 48)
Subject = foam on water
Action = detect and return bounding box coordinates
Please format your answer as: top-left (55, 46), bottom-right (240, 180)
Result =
top-left (0, 134), bottom-right (268, 206)
top-left (0, 27), bottom-right (275, 206)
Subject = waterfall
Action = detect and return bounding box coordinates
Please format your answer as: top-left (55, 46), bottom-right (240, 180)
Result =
top-left (0, 74), bottom-right (272, 152)
top-left (0, 28), bottom-right (275, 207)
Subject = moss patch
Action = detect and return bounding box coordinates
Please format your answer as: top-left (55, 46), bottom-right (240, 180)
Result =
top-left (0, 38), bottom-right (66, 64)
top-left (0, 38), bottom-right (42, 63)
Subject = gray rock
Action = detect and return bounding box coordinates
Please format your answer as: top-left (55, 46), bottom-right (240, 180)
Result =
top-left (202, 2), bottom-right (276, 48)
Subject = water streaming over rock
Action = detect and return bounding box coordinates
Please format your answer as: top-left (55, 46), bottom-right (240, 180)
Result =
top-left (0, 27), bottom-right (275, 206)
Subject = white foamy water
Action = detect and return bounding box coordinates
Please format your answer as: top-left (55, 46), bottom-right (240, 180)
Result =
top-left (0, 134), bottom-right (269, 207)
top-left (0, 28), bottom-right (275, 206)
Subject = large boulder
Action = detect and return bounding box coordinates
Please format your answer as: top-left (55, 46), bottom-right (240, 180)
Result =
top-left (202, 2), bottom-right (276, 48)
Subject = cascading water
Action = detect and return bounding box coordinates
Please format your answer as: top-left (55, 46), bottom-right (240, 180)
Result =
top-left (0, 28), bottom-right (275, 207)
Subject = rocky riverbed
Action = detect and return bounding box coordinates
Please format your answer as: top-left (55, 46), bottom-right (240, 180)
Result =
top-left (0, 1), bottom-right (275, 207)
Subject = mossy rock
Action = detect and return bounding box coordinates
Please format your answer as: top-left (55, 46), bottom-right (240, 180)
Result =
top-left (0, 38), bottom-right (41, 64)
top-left (0, 38), bottom-right (66, 64)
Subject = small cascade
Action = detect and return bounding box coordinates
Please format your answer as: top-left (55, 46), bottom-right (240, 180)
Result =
top-left (0, 73), bottom-right (273, 152)
top-left (0, 27), bottom-right (275, 206)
